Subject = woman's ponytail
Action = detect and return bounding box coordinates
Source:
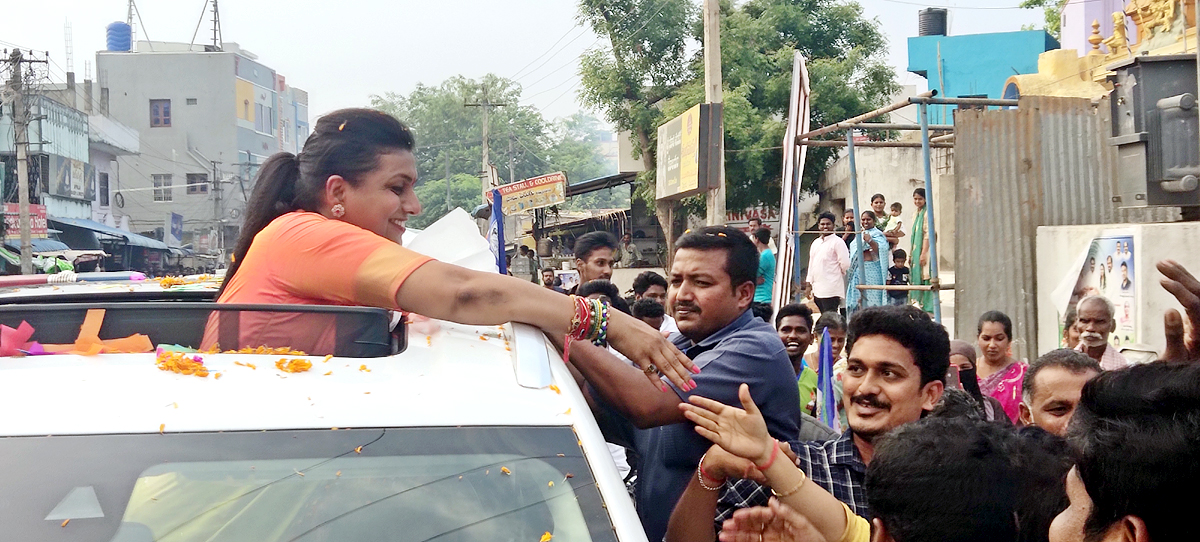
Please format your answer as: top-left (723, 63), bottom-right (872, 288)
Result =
top-left (219, 152), bottom-right (301, 295)
top-left (218, 108), bottom-right (415, 295)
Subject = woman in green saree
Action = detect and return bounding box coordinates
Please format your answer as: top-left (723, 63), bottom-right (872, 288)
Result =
top-left (909, 188), bottom-right (936, 313)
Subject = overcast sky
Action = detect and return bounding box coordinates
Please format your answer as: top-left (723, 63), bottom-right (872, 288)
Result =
top-left (1, 0), bottom-right (1043, 125)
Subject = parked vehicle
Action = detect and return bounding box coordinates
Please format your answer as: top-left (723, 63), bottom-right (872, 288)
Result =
top-left (0, 283), bottom-right (645, 542)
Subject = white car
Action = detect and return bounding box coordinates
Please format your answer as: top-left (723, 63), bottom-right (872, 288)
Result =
top-left (0, 281), bottom-right (646, 542)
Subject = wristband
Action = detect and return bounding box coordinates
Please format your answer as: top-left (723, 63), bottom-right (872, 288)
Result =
top-left (754, 440), bottom-right (780, 471)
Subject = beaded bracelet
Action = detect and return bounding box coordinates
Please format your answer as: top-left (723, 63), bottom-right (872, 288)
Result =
top-left (564, 295), bottom-right (611, 362)
top-left (591, 301), bottom-right (610, 347)
top-left (696, 453), bottom-right (725, 491)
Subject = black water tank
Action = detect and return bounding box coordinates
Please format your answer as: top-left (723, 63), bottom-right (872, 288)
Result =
top-left (919, 8), bottom-right (948, 36)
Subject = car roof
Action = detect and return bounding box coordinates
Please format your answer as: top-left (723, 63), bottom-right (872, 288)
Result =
top-left (0, 320), bottom-right (577, 436)
top-left (0, 277), bottom-right (221, 303)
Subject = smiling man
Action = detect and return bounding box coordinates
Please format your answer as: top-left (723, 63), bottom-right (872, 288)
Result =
top-left (1018, 349), bottom-right (1101, 436)
top-left (665, 305), bottom-right (947, 542)
top-left (563, 226), bottom-right (800, 542)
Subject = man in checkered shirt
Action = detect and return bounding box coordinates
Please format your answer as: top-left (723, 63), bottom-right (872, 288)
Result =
top-left (665, 305), bottom-right (949, 542)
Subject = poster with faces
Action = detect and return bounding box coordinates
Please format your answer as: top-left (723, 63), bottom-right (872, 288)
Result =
top-left (1064, 235), bottom-right (1137, 347)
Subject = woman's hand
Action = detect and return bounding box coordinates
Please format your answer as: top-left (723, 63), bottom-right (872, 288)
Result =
top-left (681, 383), bottom-right (775, 464)
top-left (702, 444), bottom-right (767, 484)
top-left (719, 498), bottom-right (829, 542)
top-left (607, 310), bottom-right (697, 390)
top-left (1159, 259), bottom-right (1200, 362)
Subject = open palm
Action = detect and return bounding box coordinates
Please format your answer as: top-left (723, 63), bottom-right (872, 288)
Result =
top-left (719, 499), bottom-right (829, 542)
top-left (681, 383), bottom-right (774, 463)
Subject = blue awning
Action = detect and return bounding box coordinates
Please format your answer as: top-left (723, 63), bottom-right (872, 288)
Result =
top-left (49, 217), bottom-right (170, 250)
top-left (3, 238), bottom-right (71, 253)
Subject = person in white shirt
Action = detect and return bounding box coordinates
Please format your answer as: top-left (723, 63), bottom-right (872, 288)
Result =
top-left (632, 270), bottom-right (678, 333)
top-left (747, 217), bottom-right (778, 254)
top-left (804, 212), bottom-right (851, 313)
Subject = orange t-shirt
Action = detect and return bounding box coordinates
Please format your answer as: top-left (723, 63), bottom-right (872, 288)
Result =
top-left (201, 211), bottom-right (433, 354)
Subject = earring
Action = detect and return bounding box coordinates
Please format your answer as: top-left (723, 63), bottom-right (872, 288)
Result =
top-left (331, 203), bottom-right (346, 218)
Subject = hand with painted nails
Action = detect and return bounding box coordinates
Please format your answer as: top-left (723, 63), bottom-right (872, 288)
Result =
top-left (607, 309), bottom-right (699, 391)
top-left (1158, 260), bottom-right (1200, 362)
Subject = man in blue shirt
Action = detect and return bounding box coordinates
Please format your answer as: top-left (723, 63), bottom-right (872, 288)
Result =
top-left (565, 226), bottom-right (801, 542)
top-left (752, 228), bottom-right (775, 313)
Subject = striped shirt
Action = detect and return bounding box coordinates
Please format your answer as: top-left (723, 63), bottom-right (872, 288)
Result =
top-left (717, 430), bottom-right (869, 523)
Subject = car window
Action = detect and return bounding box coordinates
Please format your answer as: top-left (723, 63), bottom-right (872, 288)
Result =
top-left (3, 427), bottom-right (617, 542)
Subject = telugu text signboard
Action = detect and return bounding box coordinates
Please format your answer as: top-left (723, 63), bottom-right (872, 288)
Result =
top-left (3, 204), bottom-right (49, 240)
top-left (486, 171), bottom-right (568, 214)
top-left (656, 103), bottom-right (722, 200)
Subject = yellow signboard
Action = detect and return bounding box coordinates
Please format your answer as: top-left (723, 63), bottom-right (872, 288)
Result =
top-left (486, 171), bottom-right (568, 214)
top-left (656, 103), bottom-right (721, 200)
top-left (678, 104), bottom-right (702, 193)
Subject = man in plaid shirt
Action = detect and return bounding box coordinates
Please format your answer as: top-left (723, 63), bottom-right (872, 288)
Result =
top-left (665, 305), bottom-right (948, 542)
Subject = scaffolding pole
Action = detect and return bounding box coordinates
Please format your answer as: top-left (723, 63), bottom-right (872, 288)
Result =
top-left (798, 90), bottom-right (936, 141)
top-left (918, 102), bottom-right (943, 323)
top-left (846, 130), bottom-right (866, 316)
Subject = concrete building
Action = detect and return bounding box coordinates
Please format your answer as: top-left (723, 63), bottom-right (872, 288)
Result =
top-left (96, 40), bottom-right (309, 259)
top-left (0, 78), bottom-right (146, 267)
top-left (907, 30), bottom-right (1059, 124)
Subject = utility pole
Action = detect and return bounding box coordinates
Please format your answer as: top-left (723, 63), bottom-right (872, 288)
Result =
top-left (211, 160), bottom-right (222, 260)
top-left (508, 132), bottom-right (517, 185)
top-left (7, 49), bottom-right (44, 275)
top-left (445, 150), bottom-right (452, 212)
top-left (703, 0), bottom-right (726, 226)
top-left (464, 84), bottom-right (507, 197)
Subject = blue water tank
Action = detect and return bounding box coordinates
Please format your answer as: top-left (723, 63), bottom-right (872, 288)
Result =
top-left (106, 22), bottom-right (132, 52)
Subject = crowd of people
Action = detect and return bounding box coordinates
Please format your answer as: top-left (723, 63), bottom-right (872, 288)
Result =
top-left (213, 108), bottom-right (1197, 542)
top-left (807, 190), bottom-right (934, 317)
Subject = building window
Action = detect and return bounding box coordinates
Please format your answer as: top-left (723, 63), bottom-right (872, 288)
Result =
top-left (150, 99), bottom-right (171, 127)
top-left (254, 103), bottom-right (274, 133)
top-left (186, 98), bottom-right (198, 105)
top-left (187, 173), bottom-right (209, 195)
top-left (282, 120), bottom-right (290, 143)
top-left (98, 173), bottom-right (109, 207)
top-left (152, 174), bottom-right (173, 202)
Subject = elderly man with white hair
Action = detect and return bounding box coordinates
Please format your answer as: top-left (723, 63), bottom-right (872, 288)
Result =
top-left (1072, 295), bottom-right (1130, 370)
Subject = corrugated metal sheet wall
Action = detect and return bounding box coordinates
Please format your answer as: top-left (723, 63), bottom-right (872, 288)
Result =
top-left (954, 96), bottom-right (1178, 362)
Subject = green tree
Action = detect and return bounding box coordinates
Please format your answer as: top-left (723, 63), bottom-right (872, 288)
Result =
top-left (408, 173), bottom-right (488, 230)
top-left (371, 74), bottom-right (552, 225)
top-left (578, 0), bottom-right (898, 224)
top-left (1018, 0), bottom-right (1066, 39)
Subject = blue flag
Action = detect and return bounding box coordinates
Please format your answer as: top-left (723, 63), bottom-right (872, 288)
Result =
top-left (488, 189), bottom-right (507, 275)
top-left (817, 327), bottom-right (841, 432)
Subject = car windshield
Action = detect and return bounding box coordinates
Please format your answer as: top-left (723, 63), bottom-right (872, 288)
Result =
top-left (3, 426), bottom-right (617, 542)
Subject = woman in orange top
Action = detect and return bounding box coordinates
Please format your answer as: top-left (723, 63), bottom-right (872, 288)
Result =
top-left (206, 108), bottom-right (695, 389)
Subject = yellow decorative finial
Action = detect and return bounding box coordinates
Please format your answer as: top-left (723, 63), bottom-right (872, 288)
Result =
top-left (1088, 19), bottom-right (1104, 54)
